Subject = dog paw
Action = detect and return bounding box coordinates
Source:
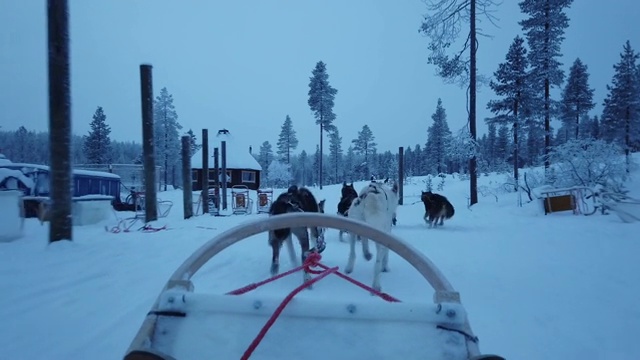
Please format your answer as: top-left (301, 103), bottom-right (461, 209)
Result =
top-left (270, 263), bottom-right (279, 276)
top-left (364, 252), bottom-right (373, 261)
top-left (382, 266), bottom-right (390, 273)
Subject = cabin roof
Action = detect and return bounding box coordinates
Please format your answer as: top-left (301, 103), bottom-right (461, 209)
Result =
top-left (191, 130), bottom-right (262, 171)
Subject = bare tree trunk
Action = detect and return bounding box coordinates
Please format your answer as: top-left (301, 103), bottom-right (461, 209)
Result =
top-left (543, 2), bottom-right (551, 172)
top-left (181, 135), bottom-right (193, 219)
top-left (469, 0), bottom-right (478, 206)
top-left (626, 106), bottom-right (631, 173)
top-left (47, 0), bottom-right (72, 242)
top-left (201, 129), bottom-right (209, 214)
top-left (513, 98), bottom-right (519, 191)
top-left (140, 64), bottom-right (158, 223)
top-left (398, 147), bottom-right (404, 205)
top-left (319, 123), bottom-right (323, 189)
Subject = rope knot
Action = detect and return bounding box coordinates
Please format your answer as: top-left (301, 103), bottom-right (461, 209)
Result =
top-left (303, 252), bottom-right (324, 274)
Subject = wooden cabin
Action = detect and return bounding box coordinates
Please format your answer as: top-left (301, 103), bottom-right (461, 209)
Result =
top-left (191, 129), bottom-right (262, 191)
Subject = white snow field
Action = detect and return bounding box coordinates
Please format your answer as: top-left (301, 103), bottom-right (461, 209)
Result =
top-left (1, 164), bottom-right (639, 360)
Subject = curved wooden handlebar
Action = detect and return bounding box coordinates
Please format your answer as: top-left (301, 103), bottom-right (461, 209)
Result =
top-left (166, 212), bottom-right (458, 301)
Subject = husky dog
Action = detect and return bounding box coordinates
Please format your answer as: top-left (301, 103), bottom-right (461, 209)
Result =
top-left (345, 180), bottom-right (399, 292)
top-left (421, 191), bottom-right (455, 227)
top-left (337, 182), bottom-right (358, 241)
top-left (268, 185), bottom-right (326, 283)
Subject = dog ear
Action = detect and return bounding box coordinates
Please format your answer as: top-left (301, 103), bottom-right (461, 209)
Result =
top-left (343, 181), bottom-right (347, 186)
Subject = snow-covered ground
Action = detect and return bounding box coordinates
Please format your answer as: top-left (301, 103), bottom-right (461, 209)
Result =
top-left (1, 163), bottom-right (640, 360)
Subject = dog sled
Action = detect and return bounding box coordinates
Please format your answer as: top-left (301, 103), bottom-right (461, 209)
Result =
top-left (231, 185), bottom-right (253, 215)
top-left (256, 188), bottom-right (273, 214)
top-left (123, 213), bottom-right (502, 360)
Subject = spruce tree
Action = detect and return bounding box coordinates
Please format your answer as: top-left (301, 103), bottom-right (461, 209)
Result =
top-left (560, 58), bottom-right (595, 139)
top-left (153, 87), bottom-right (182, 190)
top-left (328, 128), bottom-right (343, 183)
top-left (519, 0), bottom-right (573, 171)
top-left (487, 35), bottom-right (531, 185)
top-left (424, 99), bottom-right (452, 174)
top-left (601, 41), bottom-right (639, 171)
top-left (276, 115), bottom-right (299, 164)
top-left (351, 125), bottom-right (377, 178)
top-left (83, 106), bottom-right (112, 164)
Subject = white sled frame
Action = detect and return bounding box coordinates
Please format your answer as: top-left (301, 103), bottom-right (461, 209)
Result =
top-left (124, 213), bottom-right (493, 360)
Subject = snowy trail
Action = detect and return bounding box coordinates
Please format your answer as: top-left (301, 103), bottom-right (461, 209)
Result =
top-left (1, 174), bottom-right (640, 359)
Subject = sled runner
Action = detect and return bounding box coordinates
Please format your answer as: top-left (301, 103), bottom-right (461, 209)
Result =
top-left (123, 213), bottom-right (503, 360)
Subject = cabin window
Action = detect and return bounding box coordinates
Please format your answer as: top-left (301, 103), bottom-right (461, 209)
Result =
top-left (241, 171), bottom-right (256, 183)
top-left (203, 170), bottom-right (232, 183)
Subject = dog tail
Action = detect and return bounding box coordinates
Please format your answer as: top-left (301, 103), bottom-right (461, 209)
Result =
top-left (445, 201), bottom-right (455, 219)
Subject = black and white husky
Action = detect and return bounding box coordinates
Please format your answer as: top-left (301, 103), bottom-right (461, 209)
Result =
top-left (345, 180), bottom-right (399, 292)
top-left (268, 185), bottom-right (326, 283)
top-left (337, 181), bottom-right (358, 241)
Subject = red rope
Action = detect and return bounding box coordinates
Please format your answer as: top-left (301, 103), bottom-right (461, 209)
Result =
top-left (227, 252), bottom-right (402, 358)
top-left (240, 265), bottom-right (338, 360)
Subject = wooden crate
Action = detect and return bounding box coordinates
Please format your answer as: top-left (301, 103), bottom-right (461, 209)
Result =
top-left (543, 194), bottom-right (576, 215)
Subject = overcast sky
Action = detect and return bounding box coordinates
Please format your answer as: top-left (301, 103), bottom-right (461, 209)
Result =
top-left (1, 1), bottom-right (638, 154)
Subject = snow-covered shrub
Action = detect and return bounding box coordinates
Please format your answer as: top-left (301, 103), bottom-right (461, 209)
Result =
top-left (423, 175), bottom-right (433, 191)
top-left (436, 173), bottom-right (446, 191)
top-left (503, 169), bottom-right (546, 202)
top-left (547, 138), bottom-right (631, 189)
top-left (267, 161), bottom-right (292, 188)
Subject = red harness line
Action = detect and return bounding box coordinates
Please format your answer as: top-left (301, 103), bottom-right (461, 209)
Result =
top-left (225, 252), bottom-right (401, 360)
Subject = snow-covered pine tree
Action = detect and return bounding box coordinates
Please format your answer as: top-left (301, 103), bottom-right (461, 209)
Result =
top-left (83, 106), bottom-right (112, 164)
top-left (308, 61), bottom-right (338, 189)
top-left (424, 99), bottom-right (452, 175)
top-left (351, 125), bottom-right (377, 179)
top-left (276, 115), bottom-right (299, 164)
top-left (343, 146), bottom-right (356, 181)
top-left (519, 0), bottom-right (573, 171)
top-left (186, 129), bottom-right (201, 156)
top-left (601, 41), bottom-right (640, 172)
top-left (560, 58), bottom-right (595, 139)
top-left (153, 87), bottom-right (183, 190)
top-left (258, 141), bottom-right (274, 180)
top-left (328, 128), bottom-right (343, 183)
top-left (487, 36), bottom-right (531, 185)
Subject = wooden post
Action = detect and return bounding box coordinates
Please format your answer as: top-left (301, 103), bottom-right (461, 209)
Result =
top-left (201, 129), bottom-right (209, 214)
top-left (221, 141), bottom-right (228, 210)
top-left (213, 147), bottom-right (219, 212)
top-left (398, 146), bottom-right (404, 205)
top-left (47, 0), bottom-right (72, 242)
top-left (140, 64), bottom-right (158, 223)
top-left (181, 136), bottom-right (193, 219)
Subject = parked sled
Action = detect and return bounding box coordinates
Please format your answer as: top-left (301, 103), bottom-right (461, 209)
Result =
top-left (123, 213), bottom-right (503, 360)
top-left (231, 185), bottom-right (253, 215)
top-left (256, 188), bottom-right (273, 214)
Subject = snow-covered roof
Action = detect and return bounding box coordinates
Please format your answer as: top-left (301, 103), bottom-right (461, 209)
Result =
top-left (191, 129), bottom-right (262, 171)
top-left (0, 155), bottom-right (120, 179)
top-left (0, 168), bottom-right (35, 189)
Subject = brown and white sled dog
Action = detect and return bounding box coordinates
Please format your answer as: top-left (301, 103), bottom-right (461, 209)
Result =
top-left (345, 180), bottom-right (399, 292)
